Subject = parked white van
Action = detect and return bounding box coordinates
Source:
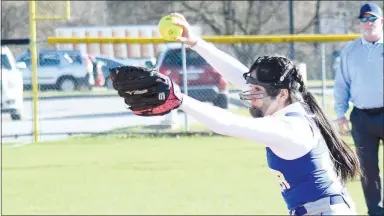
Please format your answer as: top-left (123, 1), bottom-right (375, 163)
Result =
top-left (1, 46), bottom-right (25, 120)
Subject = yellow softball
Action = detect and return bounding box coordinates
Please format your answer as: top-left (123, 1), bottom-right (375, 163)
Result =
top-left (158, 15), bottom-right (183, 41)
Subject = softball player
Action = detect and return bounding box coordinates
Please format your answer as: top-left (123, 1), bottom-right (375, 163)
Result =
top-left (169, 13), bottom-right (362, 215)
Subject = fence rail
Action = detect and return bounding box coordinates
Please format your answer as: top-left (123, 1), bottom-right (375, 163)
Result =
top-left (4, 34), bottom-right (358, 143)
top-left (47, 34), bottom-right (361, 44)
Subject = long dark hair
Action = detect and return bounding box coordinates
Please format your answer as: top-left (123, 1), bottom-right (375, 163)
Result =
top-left (250, 56), bottom-right (361, 182)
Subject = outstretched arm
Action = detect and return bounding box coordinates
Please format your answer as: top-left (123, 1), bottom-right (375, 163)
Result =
top-left (179, 95), bottom-right (314, 160)
top-left (109, 63), bottom-right (313, 161)
top-left (191, 39), bottom-right (249, 90)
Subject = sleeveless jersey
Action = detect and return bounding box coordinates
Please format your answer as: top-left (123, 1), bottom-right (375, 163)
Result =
top-left (266, 112), bottom-right (344, 210)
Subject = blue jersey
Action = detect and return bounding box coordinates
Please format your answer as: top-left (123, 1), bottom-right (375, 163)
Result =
top-left (266, 113), bottom-right (344, 210)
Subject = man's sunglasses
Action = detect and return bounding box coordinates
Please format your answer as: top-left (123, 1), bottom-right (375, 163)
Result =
top-left (360, 16), bottom-right (378, 23)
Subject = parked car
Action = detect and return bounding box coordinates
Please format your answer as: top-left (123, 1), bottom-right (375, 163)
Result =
top-left (116, 57), bottom-right (157, 69)
top-left (1, 46), bottom-right (25, 120)
top-left (155, 43), bottom-right (229, 109)
top-left (94, 56), bottom-right (156, 89)
top-left (16, 50), bottom-right (94, 91)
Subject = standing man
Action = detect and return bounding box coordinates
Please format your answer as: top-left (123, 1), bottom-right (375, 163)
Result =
top-left (334, 2), bottom-right (384, 216)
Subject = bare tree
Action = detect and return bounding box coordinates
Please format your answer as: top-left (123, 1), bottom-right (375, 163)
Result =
top-left (1, 2), bottom-right (29, 39)
top-left (106, 1), bottom-right (178, 25)
top-left (1, 1), bottom-right (108, 41)
top-left (2, 0), bottom-right (382, 79)
top-left (175, 1), bottom-right (324, 67)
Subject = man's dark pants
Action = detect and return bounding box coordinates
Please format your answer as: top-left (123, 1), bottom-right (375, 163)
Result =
top-left (350, 107), bottom-right (384, 216)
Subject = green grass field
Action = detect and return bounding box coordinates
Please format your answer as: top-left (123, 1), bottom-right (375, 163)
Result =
top-left (23, 79), bottom-right (335, 99)
top-left (2, 135), bottom-right (383, 215)
top-left (7, 85), bottom-right (379, 215)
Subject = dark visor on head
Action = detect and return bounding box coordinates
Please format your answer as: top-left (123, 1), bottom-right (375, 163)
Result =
top-left (242, 57), bottom-right (293, 90)
top-left (243, 72), bottom-right (290, 89)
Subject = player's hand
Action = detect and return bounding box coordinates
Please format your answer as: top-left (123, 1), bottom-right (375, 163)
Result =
top-left (336, 117), bottom-right (350, 136)
top-left (170, 13), bottom-right (199, 47)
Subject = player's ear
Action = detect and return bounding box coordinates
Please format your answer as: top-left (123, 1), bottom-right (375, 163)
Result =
top-left (278, 89), bottom-right (289, 101)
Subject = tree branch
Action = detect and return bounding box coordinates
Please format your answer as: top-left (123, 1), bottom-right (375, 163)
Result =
top-left (244, 0), bottom-right (254, 33)
top-left (181, 1), bottom-right (223, 35)
top-left (295, 1), bottom-right (320, 34)
top-left (222, 1), bottom-right (230, 35)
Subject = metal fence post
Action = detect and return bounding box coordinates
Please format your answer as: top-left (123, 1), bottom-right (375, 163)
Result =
top-left (28, 1), bottom-right (71, 142)
top-left (321, 43), bottom-right (326, 110)
top-left (289, 0), bottom-right (295, 61)
top-left (29, 1), bottom-right (39, 142)
top-left (319, 14), bottom-right (348, 111)
top-left (181, 43), bottom-right (189, 132)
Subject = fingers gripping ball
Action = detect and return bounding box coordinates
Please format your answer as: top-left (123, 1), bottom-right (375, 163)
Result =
top-left (158, 15), bottom-right (183, 41)
top-left (109, 65), bottom-right (183, 116)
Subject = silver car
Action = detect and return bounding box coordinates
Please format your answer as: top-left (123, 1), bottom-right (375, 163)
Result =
top-left (16, 50), bottom-right (95, 91)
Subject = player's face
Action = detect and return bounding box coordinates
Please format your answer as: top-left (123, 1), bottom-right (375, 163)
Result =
top-left (240, 69), bottom-right (276, 117)
top-left (360, 13), bottom-right (383, 36)
top-left (248, 84), bottom-right (266, 105)
top-left (247, 84), bottom-right (275, 118)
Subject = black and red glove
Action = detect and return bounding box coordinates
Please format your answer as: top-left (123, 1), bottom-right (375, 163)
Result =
top-left (109, 65), bottom-right (183, 116)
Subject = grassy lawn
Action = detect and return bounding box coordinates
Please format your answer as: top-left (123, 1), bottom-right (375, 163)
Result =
top-left (23, 80), bottom-right (335, 99)
top-left (228, 79), bottom-right (334, 92)
top-left (103, 94), bottom-right (340, 134)
top-left (306, 79), bottom-right (335, 87)
top-left (7, 84), bottom-right (375, 215)
top-left (23, 88), bottom-right (116, 98)
top-left (2, 134), bottom-right (383, 215)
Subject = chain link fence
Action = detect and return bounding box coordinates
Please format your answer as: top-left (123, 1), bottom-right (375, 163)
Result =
top-left (2, 39), bottom-right (346, 143)
top-left (1, 3), bottom-right (380, 216)
top-left (1, 0), bottom-right (360, 143)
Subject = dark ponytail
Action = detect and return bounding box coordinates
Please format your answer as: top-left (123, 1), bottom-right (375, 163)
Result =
top-left (248, 55), bottom-right (360, 182)
top-left (294, 70), bottom-right (361, 182)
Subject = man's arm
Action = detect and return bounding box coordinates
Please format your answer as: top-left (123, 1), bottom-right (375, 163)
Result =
top-left (179, 95), bottom-right (314, 160)
top-left (334, 47), bottom-right (352, 118)
top-left (191, 39), bottom-right (249, 91)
